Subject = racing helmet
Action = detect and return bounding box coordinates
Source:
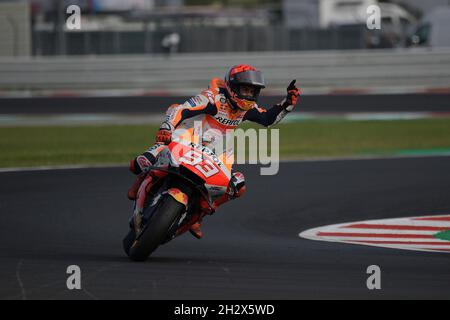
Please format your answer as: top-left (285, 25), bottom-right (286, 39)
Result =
top-left (224, 64), bottom-right (266, 111)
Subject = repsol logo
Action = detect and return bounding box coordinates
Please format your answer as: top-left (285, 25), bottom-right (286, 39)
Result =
top-left (215, 116), bottom-right (241, 126)
top-left (188, 142), bottom-right (224, 168)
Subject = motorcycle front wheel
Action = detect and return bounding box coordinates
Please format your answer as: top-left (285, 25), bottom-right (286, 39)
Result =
top-left (124, 194), bottom-right (185, 261)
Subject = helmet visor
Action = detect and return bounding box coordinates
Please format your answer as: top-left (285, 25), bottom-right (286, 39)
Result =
top-left (230, 70), bottom-right (266, 88)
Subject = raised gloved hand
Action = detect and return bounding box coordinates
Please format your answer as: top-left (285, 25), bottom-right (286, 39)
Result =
top-left (155, 121), bottom-right (173, 145)
top-left (282, 80), bottom-right (300, 112)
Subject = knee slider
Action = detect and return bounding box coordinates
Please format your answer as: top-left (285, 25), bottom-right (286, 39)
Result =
top-left (130, 153), bottom-right (155, 175)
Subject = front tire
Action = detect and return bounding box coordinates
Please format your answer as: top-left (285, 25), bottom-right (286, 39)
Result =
top-left (127, 194), bottom-right (185, 261)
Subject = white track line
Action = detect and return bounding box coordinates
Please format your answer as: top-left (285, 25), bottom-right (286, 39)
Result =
top-left (300, 215), bottom-right (450, 254)
top-left (1, 154), bottom-right (450, 173)
top-left (0, 163), bottom-right (124, 173)
top-left (281, 153), bottom-right (450, 163)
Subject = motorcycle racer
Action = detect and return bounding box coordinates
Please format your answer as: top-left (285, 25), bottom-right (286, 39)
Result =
top-left (128, 64), bottom-right (300, 239)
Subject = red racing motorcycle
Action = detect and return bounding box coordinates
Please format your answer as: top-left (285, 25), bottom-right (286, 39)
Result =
top-left (123, 140), bottom-right (231, 261)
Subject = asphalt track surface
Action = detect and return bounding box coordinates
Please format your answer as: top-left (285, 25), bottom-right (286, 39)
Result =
top-left (2, 93), bottom-right (450, 114)
top-left (1, 157), bottom-right (450, 300)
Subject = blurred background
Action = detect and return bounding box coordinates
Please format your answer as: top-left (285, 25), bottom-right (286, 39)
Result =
top-left (0, 0), bottom-right (450, 167)
top-left (1, 0), bottom-right (450, 95)
top-left (3, 0), bottom-right (450, 56)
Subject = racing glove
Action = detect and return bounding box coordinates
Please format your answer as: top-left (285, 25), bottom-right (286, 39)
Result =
top-left (281, 80), bottom-right (300, 112)
top-left (155, 121), bottom-right (173, 145)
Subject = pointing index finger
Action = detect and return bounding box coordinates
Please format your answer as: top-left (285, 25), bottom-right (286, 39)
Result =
top-left (288, 80), bottom-right (296, 89)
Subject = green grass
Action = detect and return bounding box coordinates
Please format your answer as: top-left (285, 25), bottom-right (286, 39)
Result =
top-left (271, 119), bottom-right (450, 158)
top-left (434, 230), bottom-right (450, 241)
top-left (1, 119), bottom-right (450, 168)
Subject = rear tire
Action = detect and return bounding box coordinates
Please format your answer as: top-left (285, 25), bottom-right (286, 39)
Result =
top-left (127, 194), bottom-right (185, 261)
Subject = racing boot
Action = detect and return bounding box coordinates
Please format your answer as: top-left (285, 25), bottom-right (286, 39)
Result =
top-left (188, 198), bottom-right (214, 239)
top-left (127, 172), bottom-right (147, 200)
top-left (188, 172), bottom-right (246, 239)
top-left (188, 195), bottom-right (230, 236)
top-left (189, 222), bottom-right (203, 239)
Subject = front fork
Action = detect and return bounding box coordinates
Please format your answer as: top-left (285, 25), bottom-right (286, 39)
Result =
top-left (132, 172), bottom-right (191, 235)
top-left (132, 174), bottom-right (154, 233)
top-left (131, 170), bottom-right (214, 239)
